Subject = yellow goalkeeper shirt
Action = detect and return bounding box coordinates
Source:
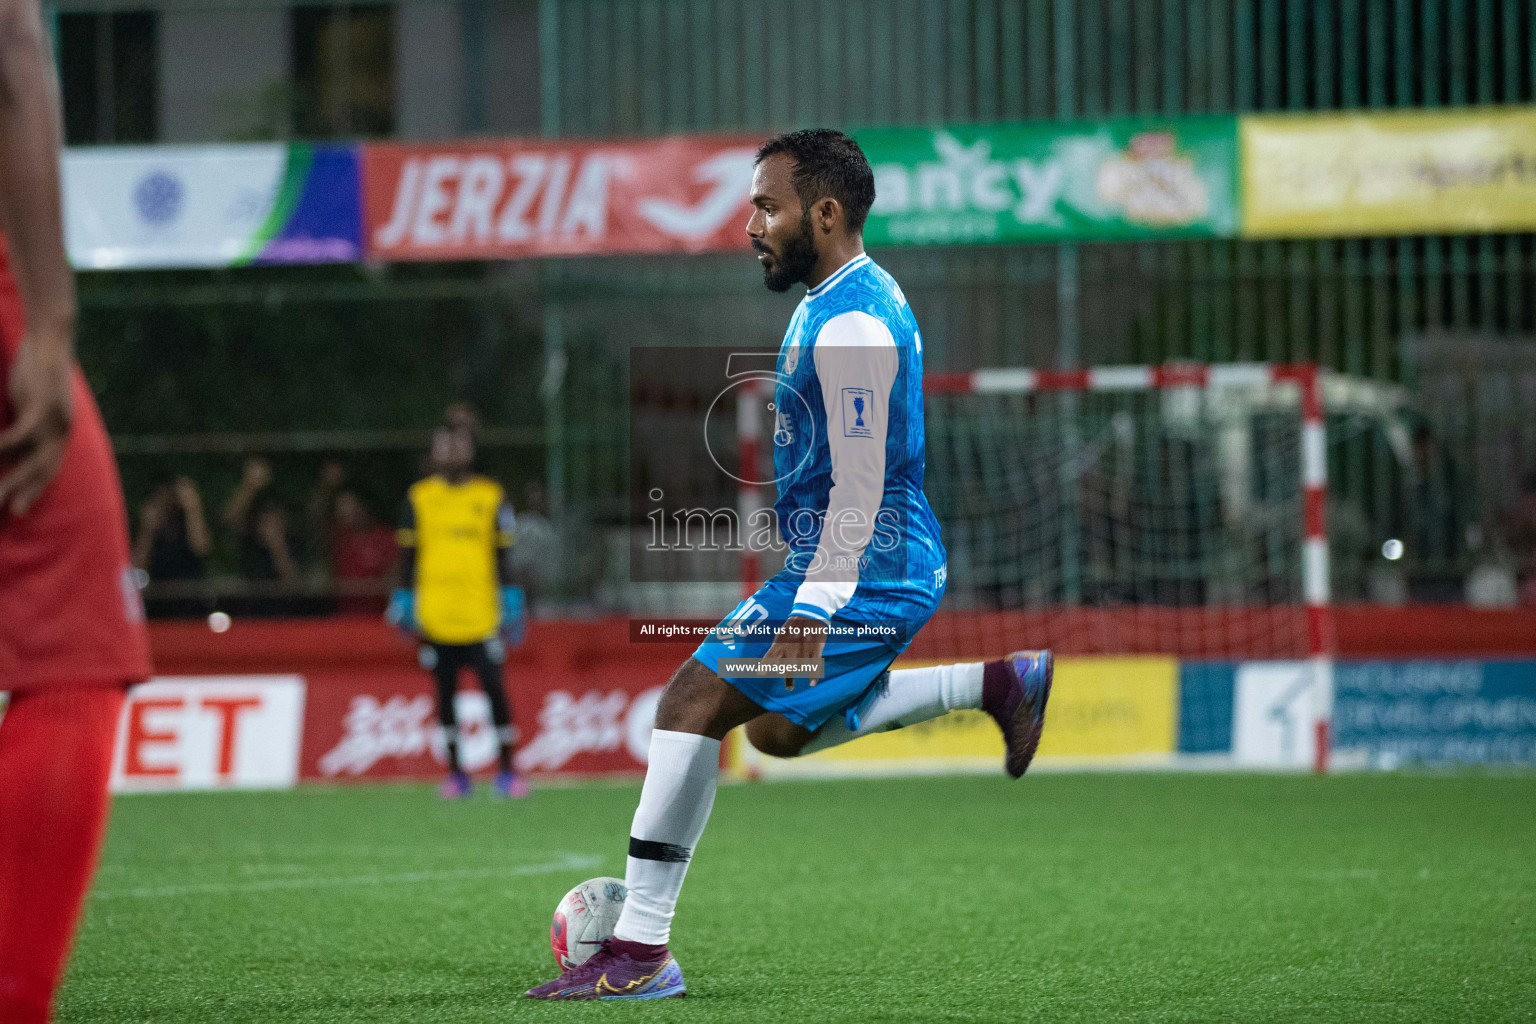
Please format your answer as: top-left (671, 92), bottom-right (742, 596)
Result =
top-left (399, 475), bottom-right (514, 644)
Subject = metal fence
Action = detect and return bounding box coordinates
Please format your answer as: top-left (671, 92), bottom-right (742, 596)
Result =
top-left (60, 0), bottom-right (1536, 609)
top-left (542, 0), bottom-right (1536, 134)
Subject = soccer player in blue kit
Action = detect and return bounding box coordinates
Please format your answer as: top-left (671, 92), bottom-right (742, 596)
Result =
top-left (526, 129), bottom-right (1054, 1002)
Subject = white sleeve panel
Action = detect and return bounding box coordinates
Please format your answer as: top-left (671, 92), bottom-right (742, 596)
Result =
top-left (790, 311), bottom-right (899, 623)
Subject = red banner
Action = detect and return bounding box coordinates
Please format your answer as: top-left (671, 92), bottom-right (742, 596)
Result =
top-left (362, 136), bottom-right (760, 262)
top-left (299, 666), bottom-right (668, 782)
top-left (144, 618), bottom-right (698, 782)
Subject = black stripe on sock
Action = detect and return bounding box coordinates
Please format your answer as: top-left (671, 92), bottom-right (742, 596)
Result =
top-left (629, 837), bottom-right (691, 863)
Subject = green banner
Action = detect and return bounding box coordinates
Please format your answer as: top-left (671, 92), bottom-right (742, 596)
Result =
top-left (855, 117), bottom-right (1239, 246)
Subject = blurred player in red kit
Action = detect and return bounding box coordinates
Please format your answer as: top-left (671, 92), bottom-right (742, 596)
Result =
top-left (0, 1), bottom-right (153, 1019)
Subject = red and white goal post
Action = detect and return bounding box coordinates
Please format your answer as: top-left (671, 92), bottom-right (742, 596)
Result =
top-left (740, 361), bottom-right (1353, 772)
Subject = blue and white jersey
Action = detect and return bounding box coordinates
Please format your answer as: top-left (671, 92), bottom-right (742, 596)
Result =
top-left (770, 253), bottom-right (947, 625)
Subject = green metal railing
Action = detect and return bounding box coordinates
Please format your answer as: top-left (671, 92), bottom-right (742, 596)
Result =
top-left (540, 0), bottom-right (1534, 132)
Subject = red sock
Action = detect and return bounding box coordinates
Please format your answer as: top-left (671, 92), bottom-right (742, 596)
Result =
top-left (0, 686), bottom-right (125, 1024)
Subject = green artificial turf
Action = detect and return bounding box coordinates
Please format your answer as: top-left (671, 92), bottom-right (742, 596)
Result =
top-left (59, 773), bottom-right (1536, 1023)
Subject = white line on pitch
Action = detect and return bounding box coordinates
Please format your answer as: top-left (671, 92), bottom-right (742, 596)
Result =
top-left (92, 853), bottom-right (603, 900)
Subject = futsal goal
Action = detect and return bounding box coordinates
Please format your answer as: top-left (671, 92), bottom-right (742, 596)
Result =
top-left (736, 362), bottom-right (1411, 773)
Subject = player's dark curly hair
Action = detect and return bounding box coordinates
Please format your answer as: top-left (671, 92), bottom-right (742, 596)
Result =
top-left (756, 129), bottom-right (876, 234)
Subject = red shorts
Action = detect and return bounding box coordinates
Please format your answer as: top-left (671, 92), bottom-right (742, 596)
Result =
top-left (0, 243), bottom-right (151, 691)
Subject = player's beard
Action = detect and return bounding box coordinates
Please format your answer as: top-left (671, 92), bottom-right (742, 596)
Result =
top-left (757, 208), bottom-right (818, 293)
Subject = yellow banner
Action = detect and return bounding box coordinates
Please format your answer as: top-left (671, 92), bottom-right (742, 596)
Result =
top-left (1035, 656), bottom-right (1179, 758)
top-left (1242, 107), bottom-right (1536, 237)
top-left (730, 656), bottom-right (1179, 777)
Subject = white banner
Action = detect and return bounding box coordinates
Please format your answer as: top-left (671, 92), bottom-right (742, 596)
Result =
top-left (110, 676), bottom-right (306, 792)
top-left (64, 145), bottom-right (288, 269)
top-left (1232, 661), bottom-right (1318, 768)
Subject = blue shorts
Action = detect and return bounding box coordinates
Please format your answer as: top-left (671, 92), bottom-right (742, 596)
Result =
top-left (692, 572), bottom-right (943, 732)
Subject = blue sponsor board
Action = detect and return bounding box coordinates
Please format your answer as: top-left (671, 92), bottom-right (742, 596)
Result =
top-left (1177, 661), bottom-right (1236, 754)
top-left (1334, 660), bottom-right (1536, 765)
top-left (249, 145), bottom-right (362, 265)
top-left (1177, 659), bottom-right (1536, 764)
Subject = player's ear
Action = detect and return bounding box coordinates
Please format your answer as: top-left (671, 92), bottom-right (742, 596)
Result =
top-left (814, 197), bottom-right (843, 235)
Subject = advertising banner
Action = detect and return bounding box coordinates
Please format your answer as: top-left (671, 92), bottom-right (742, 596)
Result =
top-left (1177, 661), bottom-right (1236, 753)
top-left (1180, 658), bottom-right (1536, 766)
top-left (300, 667), bottom-right (667, 782)
top-left (1333, 660), bottom-right (1536, 765)
top-left (300, 668), bottom-right (468, 781)
top-left (1241, 107), bottom-right (1536, 237)
top-left (856, 118), bottom-right (1239, 246)
top-left (51, 109), bottom-right (1536, 272)
top-left (1230, 661), bottom-right (1323, 768)
top-left (1035, 656), bottom-right (1180, 759)
top-left (361, 136), bottom-right (759, 262)
top-left (734, 655), bottom-right (1180, 778)
top-left (64, 144), bottom-right (361, 269)
top-left (110, 676), bottom-right (306, 792)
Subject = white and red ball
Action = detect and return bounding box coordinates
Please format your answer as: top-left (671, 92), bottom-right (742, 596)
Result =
top-left (550, 876), bottom-right (628, 970)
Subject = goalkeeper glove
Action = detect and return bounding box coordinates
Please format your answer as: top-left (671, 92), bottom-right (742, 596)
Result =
top-left (499, 585), bottom-right (527, 648)
top-left (385, 588), bottom-right (416, 635)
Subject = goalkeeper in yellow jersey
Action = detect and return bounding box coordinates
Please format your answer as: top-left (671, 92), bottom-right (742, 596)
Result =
top-left (388, 424), bottom-right (528, 799)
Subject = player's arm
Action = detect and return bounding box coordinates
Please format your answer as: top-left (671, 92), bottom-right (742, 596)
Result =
top-left (495, 496), bottom-right (526, 644)
top-left (0, 0), bottom-right (76, 516)
top-left (791, 311), bottom-right (898, 623)
top-left (387, 497), bottom-right (418, 632)
top-left (495, 497), bottom-right (516, 585)
top-left (763, 312), bottom-right (897, 669)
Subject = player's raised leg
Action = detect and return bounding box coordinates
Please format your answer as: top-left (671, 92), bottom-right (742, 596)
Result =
top-left (525, 657), bottom-right (762, 1000)
top-left (747, 652), bottom-right (1054, 779)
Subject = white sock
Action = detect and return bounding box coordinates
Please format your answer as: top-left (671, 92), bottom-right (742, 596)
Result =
top-left (800, 662), bottom-right (985, 756)
top-left (612, 729), bottom-right (721, 946)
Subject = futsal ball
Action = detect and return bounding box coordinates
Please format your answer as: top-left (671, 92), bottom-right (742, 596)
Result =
top-left (550, 876), bottom-right (627, 970)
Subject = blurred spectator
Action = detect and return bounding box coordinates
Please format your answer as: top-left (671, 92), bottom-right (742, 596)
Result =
top-left (305, 459), bottom-right (348, 561)
top-left (1509, 471), bottom-right (1536, 606)
top-left (1404, 425), bottom-right (1468, 603)
top-left (244, 498), bottom-right (301, 585)
top-left (511, 481), bottom-right (560, 610)
top-left (444, 401), bottom-right (480, 437)
top-left (223, 458), bottom-right (300, 586)
top-left (222, 456), bottom-right (273, 536)
top-left (1465, 563), bottom-right (1518, 608)
top-left (131, 475), bottom-right (212, 581)
top-left (331, 486), bottom-right (394, 613)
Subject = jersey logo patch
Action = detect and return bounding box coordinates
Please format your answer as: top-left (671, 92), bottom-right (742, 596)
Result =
top-left (782, 343), bottom-right (801, 376)
top-left (841, 388), bottom-right (875, 438)
top-left (775, 409), bottom-right (794, 446)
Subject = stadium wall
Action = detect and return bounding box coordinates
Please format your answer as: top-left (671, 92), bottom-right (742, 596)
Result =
top-left (31, 610), bottom-right (1526, 792)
